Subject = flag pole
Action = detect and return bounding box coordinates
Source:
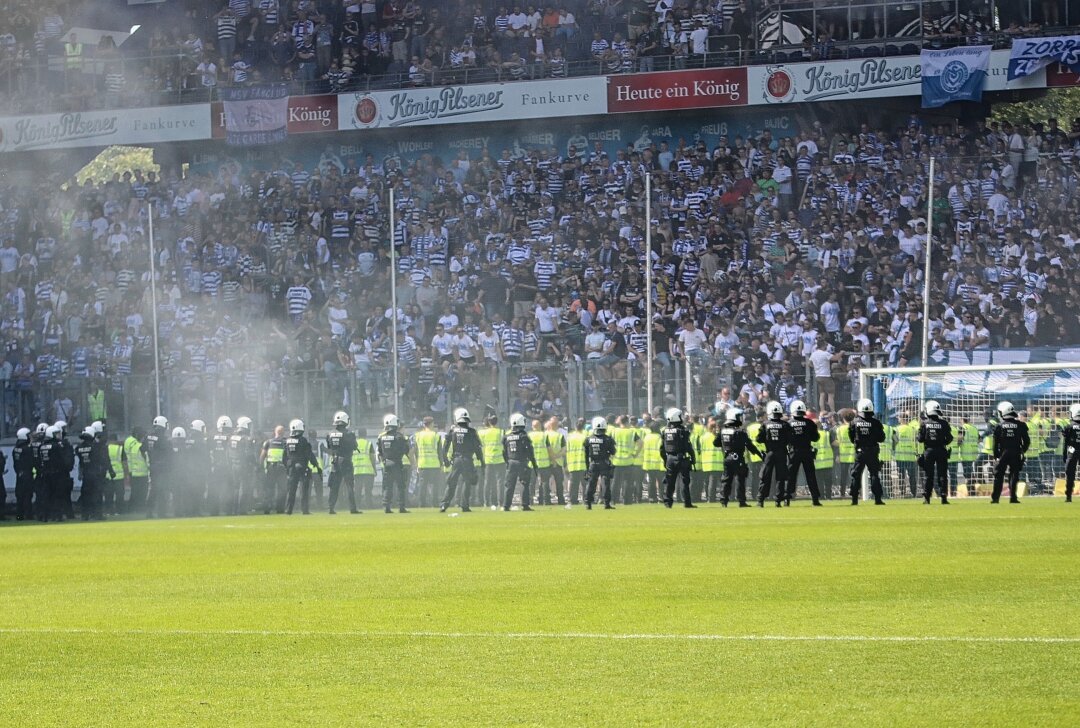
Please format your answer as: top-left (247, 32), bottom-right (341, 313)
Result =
top-left (147, 201), bottom-right (162, 418)
top-left (389, 186), bottom-right (400, 419)
top-left (645, 173), bottom-right (654, 415)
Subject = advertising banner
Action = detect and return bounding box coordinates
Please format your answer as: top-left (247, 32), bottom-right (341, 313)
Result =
top-left (606, 68), bottom-right (748, 113)
top-left (212, 94), bottom-right (337, 138)
top-left (0, 104), bottom-right (211, 153)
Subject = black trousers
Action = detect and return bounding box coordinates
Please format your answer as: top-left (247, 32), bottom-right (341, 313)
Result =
top-left (568, 470), bottom-right (586, 504)
top-left (34, 474), bottom-right (48, 520)
top-left (284, 465), bottom-right (311, 514)
top-left (382, 464), bottom-right (408, 510)
top-left (993, 452), bottom-right (1024, 502)
top-left (15, 472), bottom-right (34, 519)
top-left (1066, 452), bottom-right (1079, 499)
top-left (356, 474), bottom-right (375, 507)
top-left (46, 473), bottom-right (68, 520)
top-left (586, 463), bottom-right (614, 506)
top-left (664, 457), bottom-right (692, 506)
top-left (265, 465), bottom-right (286, 513)
top-left (441, 459), bottom-right (477, 509)
top-left (758, 451), bottom-right (788, 503)
top-left (897, 461), bottom-right (919, 498)
top-left (80, 475), bottom-right (102, 519)
top-left (645, 471), bottom-right (663, 502)
top-left (787, 450), bottom-right (821, 502)
top-left (721, 463), bottom-right (749, 504)
top-left (851, 451), bottom-right (883, 501)
top-left (504, 462), bottom-right (533, 509)
top-left (613, 465), bottom-right (636, 505)
top-left (103, 477), bottom-right (123, 514)
top-left (328, 468), bottom-right (358, 512)
top-left (921, 448), bottom-right (950, 499)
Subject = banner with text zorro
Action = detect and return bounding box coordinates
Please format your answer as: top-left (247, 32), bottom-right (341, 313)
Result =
top-left (1008, 35), bottom-right (1080, 80)
top-left (220, 83), bottom-right (290, 146)
top-left (921, 46), bottom-right (991, 108)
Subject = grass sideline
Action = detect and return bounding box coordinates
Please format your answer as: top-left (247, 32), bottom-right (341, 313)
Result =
top-left (2, 500), bottom-right (1078, 726)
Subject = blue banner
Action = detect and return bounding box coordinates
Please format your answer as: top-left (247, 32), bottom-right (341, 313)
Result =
top-left (1007, 35), bottom-right (1080, 81)
top-left (921, 46), bottom-right (991, 108)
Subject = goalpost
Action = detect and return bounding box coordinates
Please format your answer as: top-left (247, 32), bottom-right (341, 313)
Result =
top-left (857, 362), bottom-right (1080, 500)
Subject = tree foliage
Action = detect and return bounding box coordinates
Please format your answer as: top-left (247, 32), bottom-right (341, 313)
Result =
top-left (991, 87), bottom-right (1080, 126)
top-left (73, 146), bottom-right (158, 185)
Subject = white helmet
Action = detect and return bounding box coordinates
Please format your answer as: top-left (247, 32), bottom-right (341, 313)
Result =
top-left (591, 416), bottom-right (607, 431)
top-left (90, 420), bottom-right (105, 434)
top-left (725, 408), bottom-right (743, 425)
top-left (216, 415), bottom-right (233, 432)
top-left (152, 415), bottom-right (168, 429)
top-left (171, 426), bottom-right (186, 440)
top-left (510, 412), bottom-right (527, 429)
top-left (857, 398), bottom-right (875, 415)
top-left (81, 426), bottom-right (95, 439)
top-left (790, 400), bottom-right (807, 417)
top-left (924, 400), bottom-right (942, 417)
top-left (236, 416), bottom-right (252, 432)
top-left (289, 418), bottom-right (305, 435)
top-left (333, 410), bottom-right (350, 426)
top-left (16, 427), bottom-right (30, 440)
top-left (54, 420), bottom-right (67, 432)
top-left (383, 413), bottom-right (400, 429)
top-left (665, 408), bottom-right (684, 424)
top-left (766, 401), bottom-right (783, 419)
top-left (454, 407), bottom-right (471, 424)
top-left (34, 423), bottom-right (48, 436)
top-left (45, 425), bottom-right (61, 440)
top-left (190, 419), bottom-right (206, 434)
top-left (997, 401), bottom-right (1016, 418)
top-left (1071, 403), bottom-right (1080, 420)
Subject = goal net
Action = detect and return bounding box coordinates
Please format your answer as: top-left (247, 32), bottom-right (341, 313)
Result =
top-left (856, 363), bottom-right (1080, 500)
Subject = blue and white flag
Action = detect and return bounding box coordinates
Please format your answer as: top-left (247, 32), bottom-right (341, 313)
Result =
top-left (921, 46), bottom-right (991, 108)
top-left (1008, 35), bottom-right (1080, 80)
top-left (220, 83), bottom-right (289, 146)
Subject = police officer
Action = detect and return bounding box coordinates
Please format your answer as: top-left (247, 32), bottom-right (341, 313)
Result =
top-left (209, 416), bottom-right (233, 516)
top-left (228, 416), bottom-right (259, 514)
top-left (440, 407), bottom-right (484, 513)
top-left (716, 408), bottom-right (761, 507)
top-left (145, 415), bottom-right (172, 518)
top-left (54, 420), bottom-right (76, 519)
top-left (661, 408), bottom-right (697, 509)
top-left (169, 426), bottom-right (191, 516)
top-left (377, 413), bottom-right (412, 513)
top-left (260, 425), bottom-right (288, 514)
top-left (1062, 403), bottom-right (1080, 503)
top-left (353, 427), bottom-right (377, 509)
top-left (327, 410), bottom-right (362, 515)
top-left (584, 416), bottom-right (617, 510)
top-left (850, 398), bottom-right (886, 505)
top-left (786, 400), bottom-right (823, 506)
top-left (992, 401), bottom-right (1030, 504)
top-left (76, 426), bottom-right (113, 520)
top-left (13, 428), bottom-right (35, 521)
top-left (502, 413), bottom-right (538, 511)
top-left (39, 426), bottom-right (65, 521)
top-left (478, 416), bottom-right (505, 508)
top-left (187, 420), bottom-right (210, 516)
top-left (917, 400), bottom-right (953, 504)
top-left (283, 418), bottom-right (322, 515)
top-left (30, 423), bottom-right (48, 520)
top-left (756, 401), bottom-right (790, 507)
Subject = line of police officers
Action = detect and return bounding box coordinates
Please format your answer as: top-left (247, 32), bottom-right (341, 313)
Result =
top-left (6, 398), bottom-right (1079, 522)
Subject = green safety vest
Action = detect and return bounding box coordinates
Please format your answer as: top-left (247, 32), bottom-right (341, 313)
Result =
top-left (64, 42), bottom-right (82, 69)
top-left (611, 427), bottom-right (637, 467)
top-left (265, 438), bottom-right (285, 465)
top-left (353, 438), bottom-right (375, 474)
top-left (124, 436), bottom-right (148, 477)
top-left (815, 430), bottom-right (833, 470)
top-left (529, 431), bottom-right (551, 468)
top-left (1028, 416), bottom-right (1046, 455)
top-left (698, 429), bottom-right (724, 473)
top-left (894, 423), bottom-right (918, 462)
top-left (880, 424), bottom-right (894, 461)
top-left (565, 431), bottom-right (587, 473)
top-left (836, 424), bottom-right (855, 464)
top-left (107, 441), bottom-right (125, 480)
top-left (746, 423), bottom-right (763, 463)
top-left (981, 432), bottom-right (994, 455)
top-left (479, 427), bottom-right (505, 465)
top-left (87, 390), bottom-right (106, 421)
top-left (414, 430), bottom-right (441, 469)
top-left (547, 432), bottom-right (566, 467)
top-left (959, 423), bottom-right (980, 462)
top-left (642, 432), bottom-right (664, 472)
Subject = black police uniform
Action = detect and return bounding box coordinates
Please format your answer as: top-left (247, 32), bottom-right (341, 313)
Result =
top-left (145, 427), bottom-right (173, 518)
top-left (440, 423), bottom-right (484, 511)
top-left (186, 432), bottom-right (211, 516)
top-left (377, 428), bottom-right (411, 512)
top-left (327, 427), bottom-right (361, 514)
top-left (502, 427), bottom-right (537, 510)
top-left (13, 437), bottom-right (35, 520)
top-left (1063, 417), bottom-right (1080, 502)
top-left (38, 438), bottom-right (64, 521)
top-left (849, 414), bottom-right (886, 504)
top-left (76, 436), bottom-right (110, 520)
top-left (283, 432), bottom-right (321, 514)
top-left (30, 432), bottom-right (46, 520)
top-left (992, 416), bottom-right (1030, 503)
top-left (787, 415), bottom-right (822, 505)
top-left (662, 423), bottom-right (696, 508)
top-left (169, 436), bottom-right (192, 517)
top-left (209, 430), bottom-right (231, 515)
top-left (584, 430), bottom-right (616, 509)
top-left (261, 435), bottom-right (288, 514)
top-left (917, 415), bottom-right (954, 502)
top-left (756, 417), bottom-right (791, 506)
top-left (716, 423), bottom-right (761, 506)
top-left (57, 434), bottom-right (76, 519)
top-left (227, 430), bottom-right (259, 514)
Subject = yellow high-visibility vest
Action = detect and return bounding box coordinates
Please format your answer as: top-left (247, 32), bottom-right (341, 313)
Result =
top-left (479, 427), bottom-right (504, 465)
top-left (87, 390), bottom-right (106, 421)
top-left (64, 42), bottom-right (83, 69)
top-left (414, 430), bottom-right (441, 469)
top-left (894, 423), bottom-right (918, 462)
top-left (124, 436), bottom-right (148, 477)
top-left (880, 424), bottom-right (894, 461)
top-left (746, 423), bottom-right (763, 463)
top-left (698, 430), bottom-right (724, 473)
top-left (814, 430), bottom-right (833, 470)
top-left (107, 441), bottom-right (125, 480)
top-left (612, 427), bottom-right (637, 467)
top-left (960, 423), bottom-right (980, 462)
top-left (642, 432), bottom-right (664, 472)
top-left (565, 431), bottom-right (587, 472)
top-left (836, 424), bottom-right (855, 464)
top-left (353, 438), bottom-right (375, 474)
top-left (529, 431), bottom-right (551, 468)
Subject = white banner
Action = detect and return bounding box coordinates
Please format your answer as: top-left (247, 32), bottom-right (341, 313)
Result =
top-left (0, 104), bottom-right (211, 153)
top-left (339, 77), bottom-right (606, 131)
top-left (748, 49), bottom-right (1043, 105)
top-left (221, 84), bottom-right (289, 146)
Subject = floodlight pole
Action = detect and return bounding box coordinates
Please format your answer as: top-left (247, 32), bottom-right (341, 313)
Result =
top-left (389, 186), bottom-right (400, 419)
top-left (920, 155), bottom-right (935, 405)
top-left (645, 173), bottom-right (654, 415)
top-left (147, 202), bottom-right (162, 418)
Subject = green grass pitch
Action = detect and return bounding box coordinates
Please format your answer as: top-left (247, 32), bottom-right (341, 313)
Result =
top-left (2, 500), bottom-right (1079, 726)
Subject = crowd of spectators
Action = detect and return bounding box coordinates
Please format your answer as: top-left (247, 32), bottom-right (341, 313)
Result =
top-left (3, 106), bottom-right (1080, 433)
top-left (0, 0), bottom-right (1069, 113)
